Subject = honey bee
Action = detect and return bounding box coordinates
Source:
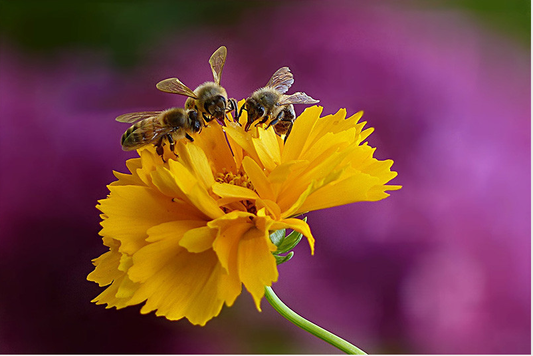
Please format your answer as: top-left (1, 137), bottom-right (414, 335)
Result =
top-left (241, 67), bottom-right (319, 134)
top-left (116, 107), bottom-right (202, 158)
top-left (156, 46), bottom-right (236, 125)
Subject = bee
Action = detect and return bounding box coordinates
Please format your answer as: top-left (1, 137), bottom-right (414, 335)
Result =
top-left (269, 104), bottom-right (296, 138)
top-left (156, 46), bottom-right (237, 125)
top-left (241, 67), bottom-right (319, 136)
top-left (116, 107), bottom-right (202, 159)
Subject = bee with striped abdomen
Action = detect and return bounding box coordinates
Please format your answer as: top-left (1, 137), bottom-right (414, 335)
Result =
top-left (241, 67), bottom-right (319, 139)
top-left (156, 46), bottom-right (237, 125)
top-left (116, 107), bottom-right (201, 159)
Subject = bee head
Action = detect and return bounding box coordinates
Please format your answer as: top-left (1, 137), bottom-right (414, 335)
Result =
top-left (204, 95), bottom-right (227, 121)
top-left (244, 98), bottom-right (264, 131)
top-left (188, 110), bottom-right (202, 133)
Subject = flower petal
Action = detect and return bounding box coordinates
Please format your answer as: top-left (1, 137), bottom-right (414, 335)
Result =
top-left (242, 156), bottom-right (275, 201)
top-left (87, 246), bottom-right (122, 287)
top-left (129, 220), bottom-right (205, 282)
top-left (252, 128), bottom-right (281, 171)
top-left (130, 248), bottom-right (231, 325)
top-left (237, 227), bottom-right (278, 310)
top-left (180, 226), bottom-right (217, 253)
top-left (270, 218), bottom-right (315, 254)
top-left (225, 122), bottom-right (262, 166)
top-left (98, 185), bottom-right (186, 254)
top-left (193, 123), bottom-right (237, 174)
top-left (209, 212), bottom-right (254, 272)
top-left (212, 182), bottom-right (259, 201)
top-left (177, 143), bottom-right (215, 190)
top-left (282, 106), bottom-right (323, 162)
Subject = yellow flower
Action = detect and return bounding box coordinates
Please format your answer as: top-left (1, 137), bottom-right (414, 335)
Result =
top-left (87, 103), bottom-right (401, 325)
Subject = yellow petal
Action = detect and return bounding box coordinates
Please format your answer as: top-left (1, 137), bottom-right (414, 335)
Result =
top-left (225, 122), bottom-right (262, 166)
top-left (212, 182), bottom-right (259, 201)
top-left (98, 185), bottom-right (184, 255)
top-left (270, 218), bottom-right (315, 254)
top-left (115, 274), bottom-right (139, 299)
top-left (118, 254), bottom-right (133, 272)
top-left (146, 220), bottom-right (206, 243)
top-left (237, 227), bottom-right (278, 311)
top-left (193, 123), bottom-right (237, 174)
top-left (209, 212), bottom-right (254, 272)
top-left (188, 183), bottom-right (225, 220)
top-left (130, 248), bottom-right (235, 326)
top-left (166, 159), bottom-right (197, 195)
top-left (151, 164), bottom-right (223, 220)
top-left (87, 248), bottom-right (122, 287)
top-left (252, 128), bottom-right (281, 172)
top-left (91, 274), bottom-right (137, 309)
top-left (242, 156), bottom-right (275, 201)
top-left (267, 160), bottom-right (309, 200)
top-left (129, 220), bottom-right (204, 282)
top-left (177, 144), bottom-right (215, 190)
top-left (298, 174), bottom-right (383, 212)
top-left (180, 226), bottom-right (217, 253)
top-left (255, 198), bottom-right (282, 220)
top-left (282, 106), bottom-right (323, 162)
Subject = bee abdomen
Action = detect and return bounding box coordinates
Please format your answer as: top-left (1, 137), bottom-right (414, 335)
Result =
top-left (274, 121), bottom-right (292, 135)
top-left (121, 121), bottom-right (154, 150)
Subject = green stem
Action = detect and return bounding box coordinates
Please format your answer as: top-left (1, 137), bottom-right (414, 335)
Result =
top-left (264, 286), bottom-right (368, 355)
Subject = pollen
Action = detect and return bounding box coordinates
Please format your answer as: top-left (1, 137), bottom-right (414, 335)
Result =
top-left (215, 169), bottom-right (257, 215)
top-left (215, 169), bottom-right (255, 191)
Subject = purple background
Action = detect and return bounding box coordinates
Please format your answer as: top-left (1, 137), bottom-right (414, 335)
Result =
top-left (0, 1), bottom-right (530, 353)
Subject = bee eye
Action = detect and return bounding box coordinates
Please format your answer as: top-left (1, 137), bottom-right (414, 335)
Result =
top-left (218, 96), bottom-right (226, 108)
top-left (257, 106), bottom-right (264, 117)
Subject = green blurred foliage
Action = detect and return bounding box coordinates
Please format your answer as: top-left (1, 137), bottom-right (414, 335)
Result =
top-left (0, 0), bottom-right (529, 67)
top-left (0, 0), bottom-right (248, 66)
top-left (412, 0), bottom-right (530, 46)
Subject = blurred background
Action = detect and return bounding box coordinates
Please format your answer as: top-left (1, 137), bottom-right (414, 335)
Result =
top-left (0, 0), bottom-right (530, 353)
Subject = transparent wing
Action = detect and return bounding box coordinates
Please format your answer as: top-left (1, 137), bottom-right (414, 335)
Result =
top-left (278, 92), bottom-right (320, 106)
top-left (265, 67), bottom-right (294, 94)
top-left (156, 78), bottom-right (197, 98)
top-left (209, 46), bottom-right (227, 85)
top-left (115, 111), bottom-right (161, 123)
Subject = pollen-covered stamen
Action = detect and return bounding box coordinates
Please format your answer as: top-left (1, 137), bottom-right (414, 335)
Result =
top-left (215, 169), bottom-right (257, 214)
top-left (215, 169), bottom-right (254, 190)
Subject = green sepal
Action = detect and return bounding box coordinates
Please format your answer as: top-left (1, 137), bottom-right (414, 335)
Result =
top-left (269, 228), bottom-right (287, 247)
top-left (269, 217), bottom-right (307, 265)
top-left (276, 230), bottom-right (303, 255)
top-left (274, 251), bottom-right (294, 265)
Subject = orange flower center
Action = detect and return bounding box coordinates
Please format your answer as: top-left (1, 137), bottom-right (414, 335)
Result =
top-left (215, 169), bottom-right (254, 190)
top-left (215, 169), bottom-right (257, 215)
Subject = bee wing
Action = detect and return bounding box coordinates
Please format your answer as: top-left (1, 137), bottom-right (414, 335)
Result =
top-left (156, 78), bottom-right (198, 98)
top-left (115, 111), bottom-right (161, 123)
top-left (265, 67), bottom-right (294, 94)
top-left (278, 92), bottom-right (320, 106)
top-left (209, 46), bottom-right (227, 85)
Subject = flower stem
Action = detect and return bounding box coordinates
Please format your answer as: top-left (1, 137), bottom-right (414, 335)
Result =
top-left (264, 286), bottom-right (368, 354)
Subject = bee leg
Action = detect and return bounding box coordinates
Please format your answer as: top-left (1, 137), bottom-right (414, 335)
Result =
top-left (266, 116), bottom-right (280, 130)
top-left (228, 98), bottom-right (238, 120)
top-left (155, 142), bottom-right (167, 162)
top-left (257, 116), bottom-right (270, 126)
top-left (203, 113), bottom-right (213, 123)
top-left (167, 134), bottom-right (176, 153)
top-left (284, 122), bottom-right (294, 143)
top-left (155, 144), bottom-right (164, 157)
top-left (185, 133), bottom-right (194, 142)
top-left (236, 105), bottom-right (245, 125)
